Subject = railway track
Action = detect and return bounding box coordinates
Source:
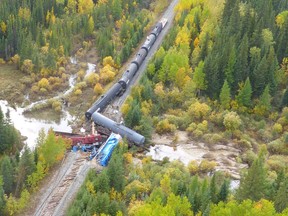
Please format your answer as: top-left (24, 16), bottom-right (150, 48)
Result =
top-left (34, 152), bottom-right (88, 216)
top-left (103, 0), bottom-right (179, 121)
top-left (33, 1), bottom-right (179, 215)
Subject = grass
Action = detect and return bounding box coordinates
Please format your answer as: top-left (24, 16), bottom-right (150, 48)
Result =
top-left (0, 64), bottom-right (26, 104)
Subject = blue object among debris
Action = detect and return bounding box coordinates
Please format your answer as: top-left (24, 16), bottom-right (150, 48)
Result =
top-left (92, 133), bottom-right (121, 166)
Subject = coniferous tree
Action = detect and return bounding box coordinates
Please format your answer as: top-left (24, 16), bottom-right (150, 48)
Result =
top-left (107, 148), bottom-right (125, 192)
top-left (237, 154), bottom-right (268, 201)
top-left (94, 170), bottom-right (110, 193)
top-left (217, 179), bottom-right (229, 203)
top-left (199, 33), bottom-right (209, 62)
top-left (258, 85), bottom-right (272, 112)
top-left (210, 174), bottom-right (217, 203)
top-left (220, 80), bottom-right (231, 109)
top-left (225, 44), bottom-right (236, 87)
top-left (281, 88), bottom-right (288, 108)
top-left (1, 156), bottom-right (14, 195)
top-left (234, 34), bottom-right (249, 86)
top-left (253, 55), bottom-right (268, 97)
top-left (193, 61), bottom-right (207, 95)
top-left (0, 177), bottom-right (5, 215)
top-left (236, 77), bottom-right (253, 107)
top-left (274, 177), bottom-right (288, 212)
top-left (15, 145), bottom-right (36, 196)
top-left (266, 47), bottom-right (278, 93)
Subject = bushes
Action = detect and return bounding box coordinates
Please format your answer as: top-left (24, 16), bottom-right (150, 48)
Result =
top-left (223, 111), bottom-right (242, 132)
top-left (267, 138), bottom-right (288, 155)
top-left (187, 101), bottom-right (211, 121)
top-left (155, 119), bottom-right (176, 134)
top-left (203, 133), bottom-right (225, 145)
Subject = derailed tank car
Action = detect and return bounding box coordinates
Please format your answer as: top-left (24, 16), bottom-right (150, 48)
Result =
top-left (92, 112), bottom-right (145, 145)
top-left (85, 82), bottom-right (123, 119)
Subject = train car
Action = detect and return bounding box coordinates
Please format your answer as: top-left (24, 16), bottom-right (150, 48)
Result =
top-left (95, 133), bottom-right (121, 166)
top-left (141, 34), bottom-right (157, 52)
top-left (54, 131), bottom-right (102, 146)
top-left (85, 82), bottom-right (123, 119)
top-left (92, 112), bottom-right (145, 145)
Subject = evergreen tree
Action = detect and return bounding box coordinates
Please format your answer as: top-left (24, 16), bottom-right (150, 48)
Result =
top-left (236, 77), bottom-right (253, 107)
top-left (265, 47), bottom-right (278, 93)
top-left (281, 88), bottom-right (288, 108)
top-left (204, 54), bottom-right (221, 98)
top-left (0, 177), bottom-right (5, 215)
top-left (234, 34), bottom-right (249, 86)
top-left (112, 0), bottom-right (122, 21)
top-left (124, 101), bottom-right (141, 128)
top-left (276, 19), bottom-right (288, 62)
top-left (274, 177), bottom-right (288, 213)
top-left (107, 148), bottom-right (125, 192)
top-left (210, 174), bottom-right (217, 203)
top-left (217, 179), bottom-right (229, 203)
top-left (15, 145), bottom-right (36, 196)
top-left (253, 55), bottom-right (268, 97)
top-left (224, 44), bottom-right (236, 87)
top-left (237, 155), bottom-right (268, 201)
top-left (94, 170), bottom-right (110, 193)
top-left (220, 80), bottom-right (231, 109)
top-left (199, 33), bottom-right (209, 62)
top-left (86, 16), bottom-right (94, 36)
top-left (1, 156), bottom-right (14, 195)
top-left (193, 61), bottom-right (207, 95)
top-left (257, 85), bottom-right (272, 112)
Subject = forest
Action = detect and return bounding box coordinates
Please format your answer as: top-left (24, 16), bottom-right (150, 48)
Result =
top-left (0, 107), bottom-right (69, 215)
top-left (0, 0), bottom-right (288, 215)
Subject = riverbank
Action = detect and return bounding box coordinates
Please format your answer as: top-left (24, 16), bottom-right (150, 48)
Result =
top-left (149, 131), bottom-right (248, 179)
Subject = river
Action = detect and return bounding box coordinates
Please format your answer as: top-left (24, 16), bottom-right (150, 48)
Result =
top-left (0, 62), bottom-right (96, 149)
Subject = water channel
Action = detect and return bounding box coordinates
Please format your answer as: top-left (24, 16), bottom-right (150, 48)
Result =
top-left (0, 62), bottom-right (96, 149)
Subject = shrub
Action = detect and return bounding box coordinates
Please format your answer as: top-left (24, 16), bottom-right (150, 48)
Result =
top-left (223, 111), bottom-right (242, 132)
top-left (241, 150), bottom-right (257, 166)
top-left (77, 69), bottom-right (85, 81)
top-left (38, 78), bottom-right (50, 89)
top-left (155, 119), bottom-right (176, 134)
top-left (40, 88), bottom-right (47, 94)
top-left (267, 139), bottom-right (288, 155)
top-left (21, 59), bottom-right (34, 74)
top-left (187, 101), bottom-right (211, 121)
top-left (203, 133), bottom-right (224, 145)
top-left (235, 139), bottom-right (252, 151)
top-left (52, 100), bottom-right (62, 112)
top-left (85, 73), bottom-right (99, 87)
top-left (186, 122), bottom-right (197, 133)
top-left (199, 160), bottom-right (217, 173)
top-left (272, 123), bottom-right (283, 134)
top-left (192, 129), bottom-right (203, 138)
top-left (74, 89), bottom-right (82, 96)
top-left (75, 81), bottom-right (87, 90)
top-left (94, 83), bottom-right (103, 95)
top-left (188, 160), bottom-right (199, 175)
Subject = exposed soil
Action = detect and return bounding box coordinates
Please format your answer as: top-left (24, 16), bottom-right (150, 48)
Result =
top-left (0, 64), bottom-right (26, 104)
top-left (149, 131), bottom-right (247, 179)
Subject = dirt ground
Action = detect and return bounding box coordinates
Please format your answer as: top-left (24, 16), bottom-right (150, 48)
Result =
top-left (0, 64), bottom-right (26, 104)
top-left (150, 131), bottom-right (247, 179)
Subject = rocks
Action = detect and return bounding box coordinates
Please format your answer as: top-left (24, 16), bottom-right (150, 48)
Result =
top-left (150, 130), bottom-right (247, 180)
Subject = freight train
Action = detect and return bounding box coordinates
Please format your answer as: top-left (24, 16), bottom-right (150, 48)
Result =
top-left (85, 18), bottom-right (168, 145)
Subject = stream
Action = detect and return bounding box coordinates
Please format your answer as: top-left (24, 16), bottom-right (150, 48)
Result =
top-left (0, 61), bottom-right (96, 149)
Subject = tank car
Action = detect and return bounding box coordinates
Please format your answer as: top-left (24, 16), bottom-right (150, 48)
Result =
top-left (131, 48), bottom-right (147, 69)
top-left (92, 112), bottom-right (145, 145)
top-left (85, 82), bottom-right (123, 119)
